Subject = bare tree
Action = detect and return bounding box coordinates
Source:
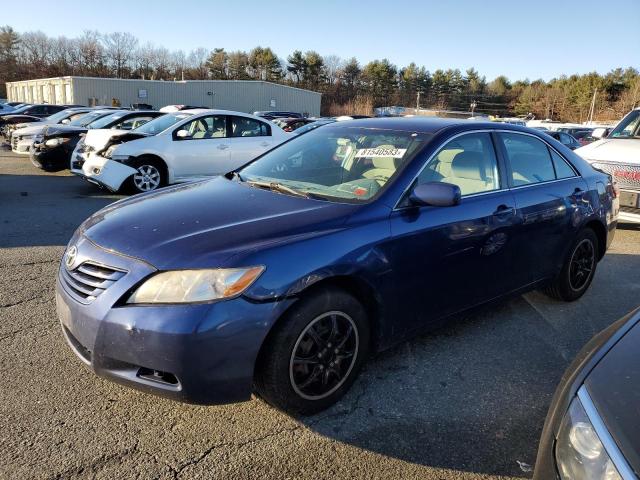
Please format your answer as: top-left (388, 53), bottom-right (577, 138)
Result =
top-left (187, 47), bottom-right (209, 79)
top-left (103, 31), bottom-right (138, 78)
top-left (323, 54), bottom-right (341, 85)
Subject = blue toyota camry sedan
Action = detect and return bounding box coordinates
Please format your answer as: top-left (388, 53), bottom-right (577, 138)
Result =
top-left (56, 118), bottom-right (618, 414)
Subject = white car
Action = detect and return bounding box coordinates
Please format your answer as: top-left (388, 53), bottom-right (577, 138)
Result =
top-left (576, 107), bottom-right (640, 224)
top-left (72, 109), bottom-right (290, 193)
top-left (10, 108), bottom-right (93, 154)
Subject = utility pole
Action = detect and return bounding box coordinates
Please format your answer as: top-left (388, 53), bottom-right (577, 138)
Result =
top-left (588, 88), bottom-right (597, 124)
top-left (470, 100), bottom-right (477, 117)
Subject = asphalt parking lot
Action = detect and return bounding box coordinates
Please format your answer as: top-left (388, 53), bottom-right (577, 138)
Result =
top-left (1, 147), bottom-right (639, 480)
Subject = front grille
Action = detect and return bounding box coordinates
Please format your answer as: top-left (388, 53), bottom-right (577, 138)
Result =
top-left (60, 261), bottom-right (126, 303)
top-left (592, 162), bottom-right (640, 191)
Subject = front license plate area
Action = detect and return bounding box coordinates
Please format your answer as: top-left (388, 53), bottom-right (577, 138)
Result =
top-left (620, 190), bottom-right (639, 208)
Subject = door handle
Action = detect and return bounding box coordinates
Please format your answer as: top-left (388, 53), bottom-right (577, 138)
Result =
top-left (493, 205), bottom-right (516, 216)
top-left (260, 141), bottom-right (270, 147)
top-left (217, 144), bottom-right (229, 150)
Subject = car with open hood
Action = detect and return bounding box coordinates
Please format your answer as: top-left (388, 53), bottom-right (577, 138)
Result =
top-left (72, 109), bottom-right (290, 194)
top-left (56, 117), bottom-right (617, 415)
top-left (576, 108), bottom-right (640, 224)
top-left (30, 110), bottom-right (163, 172)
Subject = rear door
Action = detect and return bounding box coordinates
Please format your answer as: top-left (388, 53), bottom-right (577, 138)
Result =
top-left (167, 114), bottom-right (231, 180)
top-left (226, 116), bottom-right (276, 167)
top-left (496, 131), bottom-right (588, 283)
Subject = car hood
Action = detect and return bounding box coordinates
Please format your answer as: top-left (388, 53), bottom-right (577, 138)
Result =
top-left (80, 177), bottom-right (358, 269)
top-left (585, 311), bottom-right (640, 476)
top-left (14, 124), bottom-right (49, 136)
top-left (43, 125), bottom-right (88, 137)
top-left (576, 138), bottom-right (640, 164)
top-left (84, 128), bottom-right (149, 152)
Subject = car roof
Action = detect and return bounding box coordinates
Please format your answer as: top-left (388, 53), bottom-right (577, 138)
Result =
top-left (326, 116), bottom-right (533, 134)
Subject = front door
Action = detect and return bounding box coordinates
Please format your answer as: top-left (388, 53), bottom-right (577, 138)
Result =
top-left (386, 131), bottom-right (520, 332)
top-left (169, 114), bottom-right (231, 180)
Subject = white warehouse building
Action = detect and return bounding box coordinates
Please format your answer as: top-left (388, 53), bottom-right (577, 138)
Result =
top-left (5, 76), bottom-right (322, 116)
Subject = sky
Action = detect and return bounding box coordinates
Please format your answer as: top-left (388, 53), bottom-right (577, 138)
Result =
top-left (5, 0), bottom-right (640, 81)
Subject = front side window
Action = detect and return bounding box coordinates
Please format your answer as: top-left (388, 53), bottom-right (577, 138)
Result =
top-left (499, 133), bottom-right (556, 186)
top-left (418, 132), bottom-right (500, 196)
top-left (231, 117), bottom-right (270, 137)
top-left (238, 127), bottom-right (427, 202)
top-left (609, 109), bottom-right (640, 138)
top-left (179, 115), bottom-right (227, 139)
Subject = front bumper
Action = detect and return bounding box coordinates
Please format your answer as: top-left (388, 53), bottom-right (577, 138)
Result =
top-left (71, 154), bottom-right (136, 192)
top-left (56, 234), bottom-right (292, 405)
top-left (30, 144), bottom-right (72, 171)
top-left (12, 138), bottom-right (33, 154)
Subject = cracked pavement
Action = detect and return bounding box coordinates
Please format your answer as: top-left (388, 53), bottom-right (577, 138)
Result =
top-left (1, 148), bottom-right (639, 479)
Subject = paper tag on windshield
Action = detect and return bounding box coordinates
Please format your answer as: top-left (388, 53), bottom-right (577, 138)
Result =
top-left (355, 148), bottom-right (407, 158)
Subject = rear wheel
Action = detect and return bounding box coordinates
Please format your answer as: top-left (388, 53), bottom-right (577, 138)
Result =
top-left (543, 228), bottom-right (598, 301)
top-left (124, 157), bottom-right (167, 193)
top-left (254, 288), bottom-right (370, 415)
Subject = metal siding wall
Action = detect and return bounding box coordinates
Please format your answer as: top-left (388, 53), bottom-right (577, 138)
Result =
top-left (8, 77), bottom-right (321, 115)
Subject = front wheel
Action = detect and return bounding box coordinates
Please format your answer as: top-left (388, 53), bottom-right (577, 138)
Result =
top-left (124, 157), bottom-right (167, 193)
top-left (543, 228), bottom-right (598, 301)
top-left (254, 288), bottom-right (370, 415)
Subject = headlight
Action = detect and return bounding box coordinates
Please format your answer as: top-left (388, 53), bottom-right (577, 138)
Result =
top-left (103, 145), bottom-right (118, 159)
top-left (555, 391), bottom-right (622, 480)
top-left (126, 267), bottom-right (265, 304)
top-left (44, 137), bottom-right (69, 147)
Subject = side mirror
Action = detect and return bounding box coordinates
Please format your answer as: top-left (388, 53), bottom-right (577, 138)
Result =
top-left (591, 127), bottom-right (607, 140)
top-left (410, 182), bottom-right (461, 207)
top-left (61, 119), bottom-right (70, 124)
top-left (175, 129), bottom-right (191, 139)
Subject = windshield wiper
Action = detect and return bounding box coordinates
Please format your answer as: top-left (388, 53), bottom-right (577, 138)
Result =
top-left (246, 180), bottom-right (312, 199)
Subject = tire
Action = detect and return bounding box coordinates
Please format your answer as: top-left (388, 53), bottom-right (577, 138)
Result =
top-left (124, 156), bottom-right (167, 194)
top-left (254, 287), bottom-right (370, 415)
top-left (543, 228), bottom-right (599, 302)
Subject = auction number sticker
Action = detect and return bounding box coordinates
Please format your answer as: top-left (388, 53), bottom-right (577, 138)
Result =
top-left (355, 148), bottom-right (407, 158)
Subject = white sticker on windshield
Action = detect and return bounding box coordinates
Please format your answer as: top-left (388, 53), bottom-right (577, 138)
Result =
top-left (355, 148), bottom-right (407, 158)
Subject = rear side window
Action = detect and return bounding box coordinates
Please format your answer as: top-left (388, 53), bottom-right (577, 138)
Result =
top-left (499, 133), bottom-right (556, 186)
top-left (550, 149), bottom-right (576, 179)
top-left (231, 117), bottom-right (271, 137)
top-left (418, 132), bottom-right (500, 196)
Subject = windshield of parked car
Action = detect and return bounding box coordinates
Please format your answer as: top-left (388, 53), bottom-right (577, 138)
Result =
top-left (87, 111), bottom-right (128, 129)
top-left (69, 111), bottom-right (111, 127)
top-left (610, 110), bottom-right (640, 138)
top-left (237, 126), bottom-right (428, 203)
top-left (45, 109), bottom-right (81, 123)
top-left (133, 113), bottom-right (190, 135)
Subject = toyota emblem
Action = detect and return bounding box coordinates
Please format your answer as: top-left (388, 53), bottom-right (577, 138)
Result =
top-left (65, 245), bottom-right (77, 270)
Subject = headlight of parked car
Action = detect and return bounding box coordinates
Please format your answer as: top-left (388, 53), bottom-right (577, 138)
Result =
top-left (103, 145), bottom-right (118, 159)
top-left (44, 137), bottom-right (69, 148)
top-left (555, 392), bottom-right (622, 480)
top-left (126, 267), bottom-right (265, 304)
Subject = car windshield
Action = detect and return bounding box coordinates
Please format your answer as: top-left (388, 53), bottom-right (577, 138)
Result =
top-left (238, 126), bottom-right (428, 203)
top-left (609, 110), bottom-right (640, 138)
top-left (45, 109), bottom-right (80, 123)
top-left (69, 111), bottom-right (111, 127)
top-left (87, 111), bottom-right (127, 129)
top-left (8, 104), bottom-right (32, 114)
top-left (134, 113), bottom-right (190, 135)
